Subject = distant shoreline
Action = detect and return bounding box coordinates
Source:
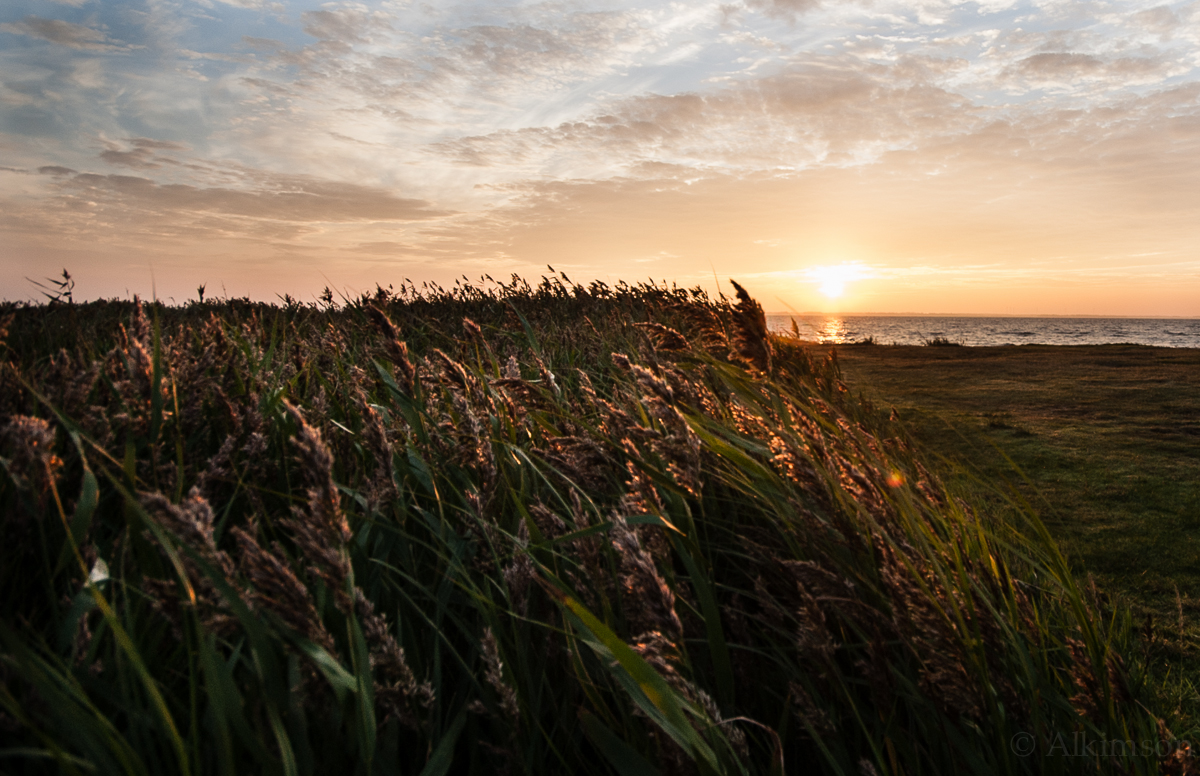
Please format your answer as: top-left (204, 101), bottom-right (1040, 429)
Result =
top-left (789, 340), bottom-right (1200, 349)
top-left (768, 312), bottom-right (1200, 319)
top-left (769, 314), bottom-right (1200, 348)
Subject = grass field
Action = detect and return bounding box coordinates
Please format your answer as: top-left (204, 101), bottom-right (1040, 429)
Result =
top-left (832, 342), bottom-right (1200, 730)
top-left (0, 281), bottom-right (1191, 775)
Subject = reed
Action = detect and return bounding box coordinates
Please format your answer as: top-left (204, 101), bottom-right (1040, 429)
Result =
top-left (0, 275), bottom-right (1183, 774)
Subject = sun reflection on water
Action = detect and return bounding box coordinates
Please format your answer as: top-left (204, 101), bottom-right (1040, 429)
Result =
top-left (817, 317), bottom-right (850, 344)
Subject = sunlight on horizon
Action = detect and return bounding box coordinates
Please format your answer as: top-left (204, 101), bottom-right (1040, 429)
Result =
top-left (807, 264), bottom-right (870, 301)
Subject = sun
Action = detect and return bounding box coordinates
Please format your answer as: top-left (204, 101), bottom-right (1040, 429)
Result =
top-left (808, 264), bottom-right (868, 300)
top-left (820, 279), bottom-right (846, 298)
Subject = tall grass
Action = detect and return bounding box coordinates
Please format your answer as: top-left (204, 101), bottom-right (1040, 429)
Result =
top-left (0, 275), bottom-right (1183, 774)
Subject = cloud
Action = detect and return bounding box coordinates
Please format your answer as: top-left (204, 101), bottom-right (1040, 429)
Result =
top-left (976, 21), bottom-right (1196, 94)
top-left (241, 36), bottom-right (286, 52)
top-left (267, 6), bottom-right (664, 121)
top-left (0, 161), bottom-right (459, 281)
top-left (1130, 5), bottom-right (1183, 37)
top-left (214, 0), bottom-right (283, 9)
top-left (127, 138), bottom-right (190, 151)
top-left (347, 240), bottom-right (422, 256)
top-left (178, 48), bottom-right (248, 64)
top-left (743, 0), bottom-right (824, 20)
top-left (1013, 51), bottom-right (1170, 84)
top-left (301, 7), bottom-right (394, 48)
top-left (0, 17), bottom-right (136, 53)
top-left (447, 13), bottom-right (649, 85)
top-left (460, 24), bottom-right (604, 78)
top-left (97, 138), bottom-right (191, 170)
top-left (59, 172), bottom-right (451, 224)
top-left (0, 81), bottom-right (38, 107)
top-left (428, 58), bottom-right (978, 176)
top-left (99, 148), bottom-right (160, 169)
top-left (207, 5), bottom-right (695, 210)
top-left (38, 165), bottom-right (76, 176)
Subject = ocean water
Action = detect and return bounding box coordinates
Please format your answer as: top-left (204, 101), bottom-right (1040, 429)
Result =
top-left (767, 315), bottom-right (1200, 348)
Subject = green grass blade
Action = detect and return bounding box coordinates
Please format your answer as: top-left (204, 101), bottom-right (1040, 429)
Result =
top-left (579, 710), bottom-right (661, 776)
top-left (417, 707), bottom-right (467, 776)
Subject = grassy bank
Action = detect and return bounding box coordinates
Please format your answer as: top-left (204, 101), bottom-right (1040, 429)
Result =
top-left (0, 279), bottom-right (1185, 774)
top-left (832, 342), bottom-right (1200, 733)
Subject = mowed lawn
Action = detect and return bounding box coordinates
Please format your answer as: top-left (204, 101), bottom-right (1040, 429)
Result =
top-left (832, 343), bottom-right (1200, 676)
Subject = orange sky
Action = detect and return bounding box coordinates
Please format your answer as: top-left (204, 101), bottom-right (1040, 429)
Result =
top-left (2, 0), bottom-right (1198, 314)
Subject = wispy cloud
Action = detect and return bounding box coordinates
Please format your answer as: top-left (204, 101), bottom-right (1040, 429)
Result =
top-left (0, 16), bottom-right (137, 53)
top-left (744, 0), bottom-right (826, 21)
top-left (98, 138), bottom-right (192, 169)
top-left (54, 168), bottom-right (451, 229)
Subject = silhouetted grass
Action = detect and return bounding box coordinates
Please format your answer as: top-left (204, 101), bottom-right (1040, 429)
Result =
top-left (0, 276), bottom-right (1185, 774)
top-left (921, 336), bottom-right (963, 347)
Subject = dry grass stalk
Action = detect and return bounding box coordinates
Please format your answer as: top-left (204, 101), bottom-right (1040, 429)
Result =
top-left (0, 313), bottom-right (14, 355)
top-left (1158, 719), bottom-right (1198, 775)
top-left (279, 402), bottom-right (352, 601)
top-left (634, 322), bottom-right (690, 351)
top-left (432, 348), bottom-right (471, 393)
top-left (1, 415), bottom-right (61, 493)
top-left (503, 519), bottom-right (534, 616)
top-left (232, 525), bottom-right (336, 653)
top-left (141, 489), bottom-right (240, 637)
top-left (565, 499), bottom-right (609, 609)
top-left (366, 304), bottom-right (417, 391)
top-left (728, 280), bottom-right (771, 373)
top-left (356, 590), bottom-right (435, 727)
top-left (789, 681), bottom-right (835, 736)
top-left (529, 503), bottom-right (567, 541)
top-left (630, 630), bottom-right (683, 686)
top-left (462, 317), bottom-right (484, 343)
top-left (534, 435), bottom-right (610, 491)
top-left (481, 626), bottom-right (520, 724)
top-left (43, 350), bottom-right (99, 412)
top-left (449, 390), bottom-right (496, 488)
top-left (534, 355), bottom-right (561, 399)
top-left (1064, 637), bottom-right (1131, 723)
top-left (610, 512), bottom-right (682, 642)
top-left (358, 401), bottom-right (396, 509)
top-left (640, 394), bottom-right (702, 497)
top-left (879, 541), bottom-right (982, 720)
top-left (619, 440), bottom-right (666, 519)
top-left (285, 405), bottom-right (435, 725)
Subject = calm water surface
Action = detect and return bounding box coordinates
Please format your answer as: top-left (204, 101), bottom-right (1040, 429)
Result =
top-left (767, 316), bottom-right (1200, 348)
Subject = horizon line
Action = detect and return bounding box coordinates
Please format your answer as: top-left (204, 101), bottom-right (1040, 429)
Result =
top-left (767, 312), bottom-right (1200, 320)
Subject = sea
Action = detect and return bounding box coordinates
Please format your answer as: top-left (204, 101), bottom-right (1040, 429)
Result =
top-left (766, 315), bottom-right (1200, 348)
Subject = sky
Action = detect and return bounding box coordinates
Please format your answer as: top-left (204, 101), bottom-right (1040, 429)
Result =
top-left (1, 0), bottom-right (1198, 314)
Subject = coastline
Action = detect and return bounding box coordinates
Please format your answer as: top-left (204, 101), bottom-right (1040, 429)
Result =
top-left (771, 315), bottom-right (1200, 348)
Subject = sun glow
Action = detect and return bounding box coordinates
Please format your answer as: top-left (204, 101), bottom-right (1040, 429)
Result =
top-left (807, 264), bottom-right (870, 300)
top-left (821, 279), bottom-right (846, 298)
